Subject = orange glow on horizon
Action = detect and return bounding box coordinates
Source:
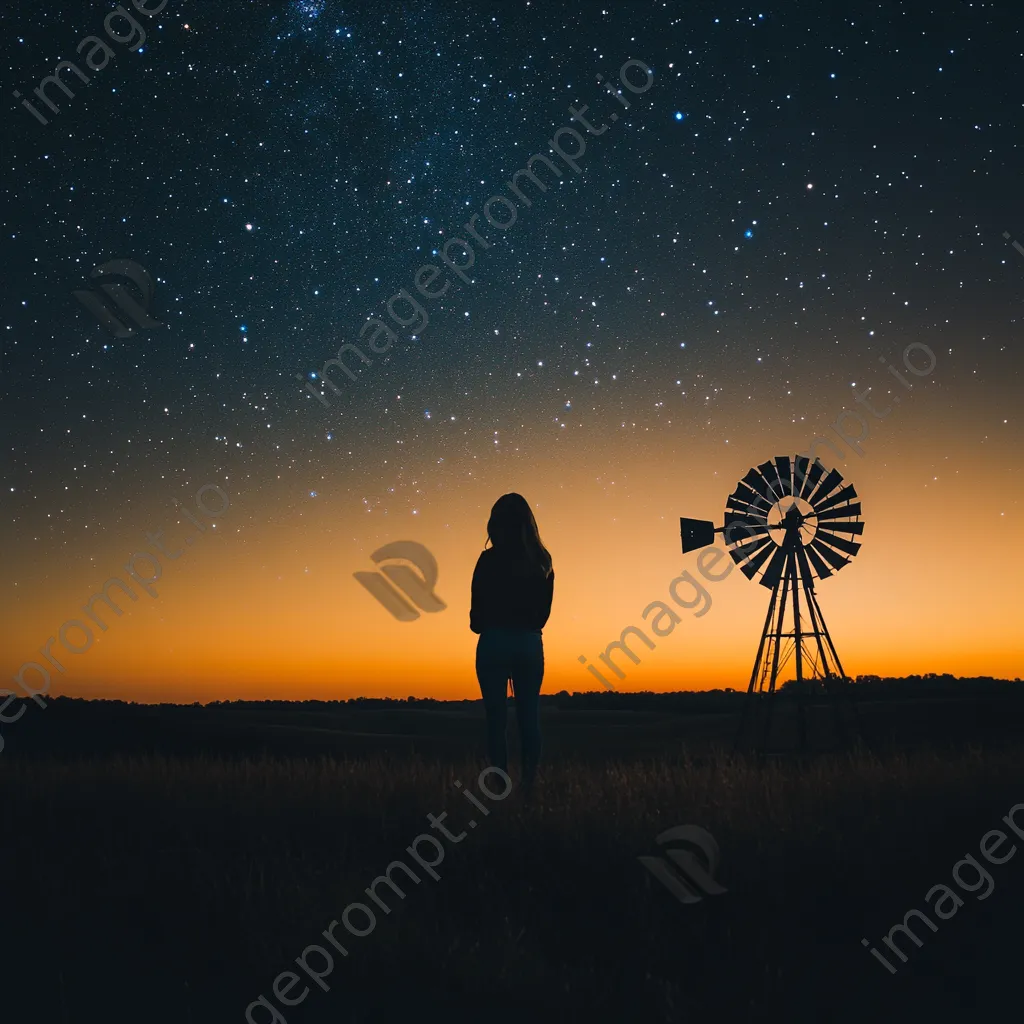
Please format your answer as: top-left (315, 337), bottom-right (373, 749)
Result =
top-left (4, 374), bottom-right (1023, 704)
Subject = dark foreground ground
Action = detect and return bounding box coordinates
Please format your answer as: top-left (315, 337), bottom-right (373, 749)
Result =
top-left (3, 685), bottom-right (1024, 1024)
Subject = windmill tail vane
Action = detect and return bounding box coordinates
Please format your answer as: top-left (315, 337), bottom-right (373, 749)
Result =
top-left (680, 454), bottom-right (864, 754)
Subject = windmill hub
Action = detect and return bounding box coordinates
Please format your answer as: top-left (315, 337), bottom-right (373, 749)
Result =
top-left (776, 498), bottom-right (815, 538)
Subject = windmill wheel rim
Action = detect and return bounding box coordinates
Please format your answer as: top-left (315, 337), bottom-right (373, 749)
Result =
top-left (723, 455), bottom-right (864, 586)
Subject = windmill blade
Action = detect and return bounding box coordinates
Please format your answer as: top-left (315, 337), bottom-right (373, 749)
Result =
top-left (816, 502), bottom-right (862, 522)
top-left (740, 540), bottom-right (777, 579)
top-left (815, 520), bottom-right (864, 536)
top-left (724, 511), bottom-right (771, 542)
top-left (727, 487), bottom-right (770, 509)
top-left (730, 482), bottom-right (772, 512)
top-left (815, 529), bottom-right (861, 558)
top-left (813, 483), bottom-right (858, 515)
top-left (792, 455), bottom-right (810, 494)
top-left (797, 457), bottom-right (825, 499)
top-left (728, 535), bottom-right (773, 564)
top-left (774, 456), bottom-right (794, 495)
top-left (726, 503), bottom-right (772, 531)
top-left (804, 541), bottom-right (834, 579)
top-left (808, 467), bottom-right (844, 506)
top-left (811, 537), bottom-right (850, 572)
top-left (795, 544), bottom-right (819, 588)
top-left (790, 456), bottom-right (806, 495)
top-left (758, 461), bottom-right (785, 499)
top-left (742, 467), bottom-right (776, 502)
top-left (727, 493), bottom-right (772, 521)
top-left (760, 544), bottom-right (789, 590)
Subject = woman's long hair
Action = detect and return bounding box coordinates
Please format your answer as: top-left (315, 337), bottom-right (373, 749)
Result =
top-left (485, 493), bottom-right (553, 577)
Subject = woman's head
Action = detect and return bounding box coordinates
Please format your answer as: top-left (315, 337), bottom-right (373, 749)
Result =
top-left (486, 493), bottom-right (552, 576)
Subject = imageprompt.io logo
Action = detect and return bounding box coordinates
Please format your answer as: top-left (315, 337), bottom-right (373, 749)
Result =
top-left (73, 259), bottom-right (163, 337)
top-left (638, 825), bottom-right (728, 905)
top-left (354, 541), bottom-right (447, 622)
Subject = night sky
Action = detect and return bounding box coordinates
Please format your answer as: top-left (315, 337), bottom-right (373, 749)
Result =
top-left (2, 0), bottom-right (1022, 707)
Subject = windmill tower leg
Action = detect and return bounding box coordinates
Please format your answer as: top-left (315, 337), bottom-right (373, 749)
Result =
top-left (734, 578), bottom-right (781, 753)
top-left (799, 576), bottom-right (835, 746)
top-left (804, 583), bottom-right (860, 748)
top-left (820, 589), bottom-right (863, 747)
top-left (800, 578), bottom-right (832, 683)
top-left (789, 550), bottom-right (808, 751)
top-left (759, 559), bottom-right (791, 755)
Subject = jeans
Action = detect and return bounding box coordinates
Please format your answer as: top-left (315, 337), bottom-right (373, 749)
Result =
top-left (475, 628), bottom-right (544, 788)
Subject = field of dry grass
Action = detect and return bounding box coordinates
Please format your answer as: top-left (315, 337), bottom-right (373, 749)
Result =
top-left (3, 738), bottom-right (1023, 1023)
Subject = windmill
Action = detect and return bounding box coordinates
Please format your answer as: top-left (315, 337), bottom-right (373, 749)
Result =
top-left (680, 455), bottom-right (864, 753)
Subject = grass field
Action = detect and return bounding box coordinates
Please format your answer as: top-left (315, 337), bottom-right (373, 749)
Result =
top-left (3, 692), bottom-right (1024, 1023)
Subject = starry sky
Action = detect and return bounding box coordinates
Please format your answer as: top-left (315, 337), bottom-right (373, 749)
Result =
top-left (2, 0), bottom-right (1022, 706)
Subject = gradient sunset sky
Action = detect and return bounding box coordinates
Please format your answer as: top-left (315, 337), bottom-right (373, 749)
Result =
top-left (3, 0), bottom-right (1022, 704)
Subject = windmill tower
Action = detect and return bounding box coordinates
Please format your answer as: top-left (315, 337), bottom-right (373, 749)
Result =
top-left (680, 455), bottom-right (863, 753)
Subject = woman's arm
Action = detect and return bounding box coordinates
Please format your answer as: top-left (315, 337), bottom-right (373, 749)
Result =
top-left (469, 552), bottom-right (491, 634)
top-left (535, 569), bottom-right (555, 630)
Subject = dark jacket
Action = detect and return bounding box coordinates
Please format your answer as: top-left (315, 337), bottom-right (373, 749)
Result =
top-left (469, 547), bottom-right (555, 634)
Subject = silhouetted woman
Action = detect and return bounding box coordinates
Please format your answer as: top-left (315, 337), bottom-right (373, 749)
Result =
top-left (470, 493), bottom-right (554, 793)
